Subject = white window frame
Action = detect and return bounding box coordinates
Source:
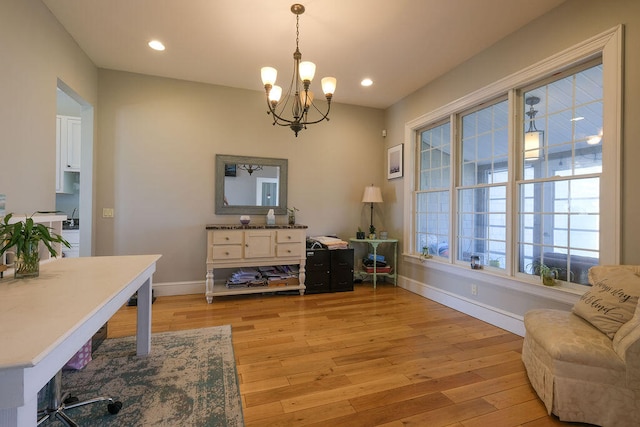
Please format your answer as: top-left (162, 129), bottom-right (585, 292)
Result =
top-left (402, 26), bottom-right (622, 296)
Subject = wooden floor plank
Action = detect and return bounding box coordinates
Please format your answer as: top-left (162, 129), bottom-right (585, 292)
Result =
top-left (107, 283), bottom-right (593, 426)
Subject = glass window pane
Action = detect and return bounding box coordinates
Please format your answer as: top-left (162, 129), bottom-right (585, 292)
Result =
top-left (522, 64), bottom-right (602, 182)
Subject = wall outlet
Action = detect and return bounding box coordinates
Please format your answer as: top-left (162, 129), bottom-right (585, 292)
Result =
top-left (471, 283), bottom-right (478, 296)
top-left (102, 208), bottom-right (114, 218)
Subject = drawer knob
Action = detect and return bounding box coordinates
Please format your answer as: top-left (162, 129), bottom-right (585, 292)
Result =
top-left (225, 237), bottom-right (230, 240)
top-left (287, 236), bottom-right (291, 239)
top-left (225, 251), bottom-right (229, 255)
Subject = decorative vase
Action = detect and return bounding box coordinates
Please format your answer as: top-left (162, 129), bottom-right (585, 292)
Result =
top-left (288, 212), bottom-right (295, 225)
top-left (14, 241), bottom-right (40, 279)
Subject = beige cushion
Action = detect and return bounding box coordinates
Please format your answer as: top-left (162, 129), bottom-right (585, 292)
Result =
top-left (572, 266), bottom-right (640, 339)
top-left (613, 306), bottom-right (640, 361)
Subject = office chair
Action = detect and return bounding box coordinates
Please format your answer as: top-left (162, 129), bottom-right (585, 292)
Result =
top-left (37, 370), bottom-right (122, 427)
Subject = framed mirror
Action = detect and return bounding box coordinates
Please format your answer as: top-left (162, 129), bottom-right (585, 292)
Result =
top-left (215, 154), bottom-right (288, 215)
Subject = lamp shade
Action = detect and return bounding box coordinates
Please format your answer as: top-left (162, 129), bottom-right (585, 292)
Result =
top-left (269, 85), bottom-right (282, 103)
top-left (299, 90), bottom-right (314, 108)
top-left (321, 77), bottom-right (337, 96)
top-left (298, 61), bottom-right (316, 82)
top-left (362, 186), bottom-right (383, 203)
top-left (261, 67), bottom-right (277, 86)
top-left (524, 130), bottom-right (542, 160)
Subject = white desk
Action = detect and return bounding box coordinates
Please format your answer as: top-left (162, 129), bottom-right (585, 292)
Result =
top-left (0, 255), bottom-right (161, 427)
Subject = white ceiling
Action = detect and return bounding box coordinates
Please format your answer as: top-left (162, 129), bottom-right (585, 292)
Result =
top-left (42, 0), bottom-right (566, 109)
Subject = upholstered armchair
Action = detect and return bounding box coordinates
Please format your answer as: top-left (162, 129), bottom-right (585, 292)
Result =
top-left (522, 265), bottom-right (640, 426)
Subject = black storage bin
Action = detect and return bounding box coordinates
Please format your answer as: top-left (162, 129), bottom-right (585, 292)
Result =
top-left (331, 249), bottom-right (354, 292)
top-left (305, 248), bottom-right (354, 293)
top-left (305, 249), bottom-right (331, 293)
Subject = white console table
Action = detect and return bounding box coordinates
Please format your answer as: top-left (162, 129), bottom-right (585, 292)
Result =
top-left (205, 225), bottom-right (307, 303)
top-left (0, 255), bottom-right (160, 426)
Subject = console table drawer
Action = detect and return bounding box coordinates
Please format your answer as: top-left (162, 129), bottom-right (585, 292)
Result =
top-left (277, 242), bottom-right (302, 258)
top-left (277, 229), bottom-right (302, 243)
top-left (211, 245), bottom-right (243, 260)
top-left (212, 231), bottom-right (243, 245)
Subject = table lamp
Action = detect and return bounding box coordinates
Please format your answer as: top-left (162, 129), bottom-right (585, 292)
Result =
top-left (362, 185), bottom-right (383, 236)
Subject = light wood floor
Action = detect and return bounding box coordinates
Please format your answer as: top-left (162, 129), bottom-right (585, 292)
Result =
top-left (108, 283), bottom-right (592, 427)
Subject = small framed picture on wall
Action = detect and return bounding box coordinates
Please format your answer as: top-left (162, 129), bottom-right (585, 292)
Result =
top-left (387, 144), bottom-right (403, 179)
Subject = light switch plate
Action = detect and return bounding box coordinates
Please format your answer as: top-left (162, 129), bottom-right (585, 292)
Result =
top-left (102, 208), bottom-right (114, 218)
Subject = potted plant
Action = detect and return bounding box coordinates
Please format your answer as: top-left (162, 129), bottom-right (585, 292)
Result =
top-left (356, 227), bottom-right (365, 240)
top-left (368, 224), bottom-right (376, 239)
top-left (287, 207), bottom-right (299, 225)
top-left (528, 260), bottom-right (562, 286)
top-left (420, 246), bottom-right (432, 260)
top-left (0, 213), bottom-right (70, 278)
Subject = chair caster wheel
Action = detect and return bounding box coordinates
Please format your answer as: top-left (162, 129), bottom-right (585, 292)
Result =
top-left (107, 401), bottom-right (123, 414)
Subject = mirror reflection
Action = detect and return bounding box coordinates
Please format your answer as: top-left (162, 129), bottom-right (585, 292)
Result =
top-left (215, 155), bottom-right (288, 215)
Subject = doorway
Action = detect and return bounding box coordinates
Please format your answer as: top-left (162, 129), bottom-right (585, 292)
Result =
top-left (256, 178), bottom-right (278, 206)
top-left (56, 80), bottom-right (94, 257)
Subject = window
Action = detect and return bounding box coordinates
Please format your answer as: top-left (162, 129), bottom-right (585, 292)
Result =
top-left (408, 24), bottom-right (621, 291)
top-left (416, 122), bottom-right (450, 259)
top-left (518, 64), bottom-right (602, 285)
top-left (457, 100), bottom-right (509, 269)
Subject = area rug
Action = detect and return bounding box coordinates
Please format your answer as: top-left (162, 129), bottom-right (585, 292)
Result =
top-left (48, 325), bottom-right (244, 426)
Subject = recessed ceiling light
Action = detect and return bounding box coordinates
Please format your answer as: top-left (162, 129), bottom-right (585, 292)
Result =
top-left (361, 78), bottom-right (373, 87)
top-left (148, 40), bottom-right (165, 51)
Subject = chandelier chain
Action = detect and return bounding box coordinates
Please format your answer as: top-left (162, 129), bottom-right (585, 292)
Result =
top-left (296, 14), bottom-right (300, 51)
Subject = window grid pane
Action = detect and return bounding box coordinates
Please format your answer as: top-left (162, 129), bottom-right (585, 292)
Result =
top-left (416, 191), bottom-right (449, 258)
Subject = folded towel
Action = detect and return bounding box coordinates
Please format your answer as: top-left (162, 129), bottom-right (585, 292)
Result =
top-left (310, 236), bottom-right (349, 249)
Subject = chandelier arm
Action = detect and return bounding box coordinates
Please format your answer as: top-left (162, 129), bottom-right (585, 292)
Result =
top-left (299, 101), bottom-right (332, 125)
top-left (268, 101), bottom-right (297, 126)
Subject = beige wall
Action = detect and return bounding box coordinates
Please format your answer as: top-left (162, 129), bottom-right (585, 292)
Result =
top-left (97, 70), bottom-right (385, 283)
top-left (384, 0), bottom-right (640, 317)
top-left (0, 0), bottom-right (385, 285)
top-left (0, 0), bottom-right (97, 214)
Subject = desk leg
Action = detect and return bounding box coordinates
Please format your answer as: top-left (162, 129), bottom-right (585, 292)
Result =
top-left (0, 396), bottom-right (36, 427)
top-left (136, 277), bottom-right (152, 357)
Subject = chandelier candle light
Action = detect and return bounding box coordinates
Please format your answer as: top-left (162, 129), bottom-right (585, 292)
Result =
top-left (260, 4), bottom-right (337, 137)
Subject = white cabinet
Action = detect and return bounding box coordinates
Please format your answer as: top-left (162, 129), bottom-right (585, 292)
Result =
top-left (55, 115), bottom-right (80, 194)
top-left (205, 226), bottom-right (307, 303)
top-left (64, 117), bottom-right (81, 171)
top-left (61, 229), bottom-right (80, 258)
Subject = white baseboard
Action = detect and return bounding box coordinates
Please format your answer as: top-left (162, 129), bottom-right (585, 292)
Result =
top-left (153, 281), bottom-right (205, 297)
top-left (397, 275), bottom-right (525, 337)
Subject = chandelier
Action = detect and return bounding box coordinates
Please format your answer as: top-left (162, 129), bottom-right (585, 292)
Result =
top-left (260, 4), bottom-right (337, 137)
top-left (237, 164), bottom-right (263, 175)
